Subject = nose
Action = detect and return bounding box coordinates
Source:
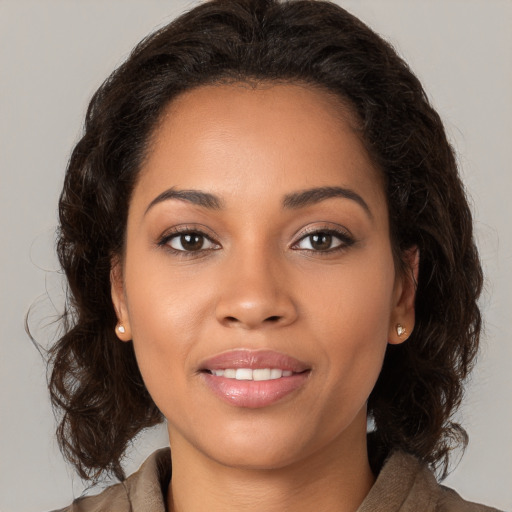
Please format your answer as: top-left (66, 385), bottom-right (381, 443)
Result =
top-left (215, 250), bottom-right (298, 330)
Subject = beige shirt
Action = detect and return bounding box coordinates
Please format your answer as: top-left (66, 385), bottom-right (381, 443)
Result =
top-left (52, 448), bottom-right (503, 512)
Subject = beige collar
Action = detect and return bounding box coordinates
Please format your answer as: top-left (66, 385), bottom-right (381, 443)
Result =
top-left (63, 448), bottom-right (499, 512)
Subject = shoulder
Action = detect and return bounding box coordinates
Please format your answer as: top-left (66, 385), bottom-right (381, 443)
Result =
top-left (49, 448), bottom-right (171, 512)
top-left (436, 484), bottom-right (504, 512)
top-left (49, 481), bottom-right (130, 512)
top-left (359, 450), bottom-right (504, 512)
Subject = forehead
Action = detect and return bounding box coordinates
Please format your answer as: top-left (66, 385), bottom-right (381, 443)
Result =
top-left (149, 82), bottom-right (363, 161)
top-left (133, 82), bottom-right (386, 216)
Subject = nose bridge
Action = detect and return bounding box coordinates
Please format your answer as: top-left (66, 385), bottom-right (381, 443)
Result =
top-left (215, 236), bottom-right (297, 329)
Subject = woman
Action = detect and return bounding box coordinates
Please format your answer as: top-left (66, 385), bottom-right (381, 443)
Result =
top-left (44, 0), bottom-right (501, 510)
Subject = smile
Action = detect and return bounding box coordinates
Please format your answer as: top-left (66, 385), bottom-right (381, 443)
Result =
top-left (207, 368), bottom-right (293, 380)
top-left (200, 350), bottom-right (310, 408)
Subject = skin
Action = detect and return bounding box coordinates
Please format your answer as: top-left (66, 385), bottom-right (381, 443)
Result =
top-left (112, 83), bottom-right (417, 512)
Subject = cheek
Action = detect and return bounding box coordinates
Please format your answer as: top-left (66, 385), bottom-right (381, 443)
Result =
top-left (303, 250), bottom-right (395, 389)
top-left (122, 256), bottom-right (215, 407)
top-left (125, 248), bottom-right (213, 335)
top-left (305, 252), bottom-right (396, 340)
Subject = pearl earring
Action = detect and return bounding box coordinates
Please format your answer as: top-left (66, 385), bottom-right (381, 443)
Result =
top-left (396, 324), bottom-right (406, 337)
top-left (117, 324), bottom-right (126, 334)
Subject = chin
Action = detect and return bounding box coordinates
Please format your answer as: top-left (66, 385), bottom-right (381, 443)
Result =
top-left (207, 439), bottom-right (303, 471)
top-left (189, 412), bottom-right (348, 472)
top-left (179, 414), bottom-right (314, 471)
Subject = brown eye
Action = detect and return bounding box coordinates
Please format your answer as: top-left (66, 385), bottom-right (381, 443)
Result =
top-left (295, 229), bottom-right (353, 252)
top-left (309, 233), bottom-right (333, 251)
top-left (168, 232), bottom-right (217, 252)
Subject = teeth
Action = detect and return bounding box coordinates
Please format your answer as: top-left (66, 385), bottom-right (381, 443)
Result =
top-left (270, 369), bottom-right (282, 379)
top-left (253, 368), bottom-right (271, 381)
top-left (235, 368), bottom-right (253, 380)
top-left (209, 368), bottom-right (294, 381)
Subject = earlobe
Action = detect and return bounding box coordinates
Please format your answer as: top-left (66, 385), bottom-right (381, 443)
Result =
top-left (115, 322), bottom-right (131, 341)
top-left (388, 246), bottom-right (419, 345)
top-left (110, 259), bottom-right (132, 342)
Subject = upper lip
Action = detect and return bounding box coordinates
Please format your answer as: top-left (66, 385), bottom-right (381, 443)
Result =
top-left (199, 349), bottom-right (310, 373)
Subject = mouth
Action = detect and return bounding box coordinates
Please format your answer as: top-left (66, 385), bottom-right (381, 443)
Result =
top-left (204, 368), bottom-right (295, 380)
top-left (199, 349), bottom-right (311, 408)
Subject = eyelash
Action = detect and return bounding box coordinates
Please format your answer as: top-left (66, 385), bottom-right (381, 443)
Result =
top-left (157, 225), bottom-right (355, 257)
top-left (157, 226), bottom-right (220, 257)
top-left (292, 227), bottom-right (355, 255)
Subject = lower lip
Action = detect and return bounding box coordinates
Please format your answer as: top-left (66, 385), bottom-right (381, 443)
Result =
top-left (201, 372), bottom-right (310, 408)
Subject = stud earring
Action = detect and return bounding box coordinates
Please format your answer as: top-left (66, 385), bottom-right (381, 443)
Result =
top-left (117, 324), bottom-right (126, 334)
top-left (396, 324), bottom-right (406, 337)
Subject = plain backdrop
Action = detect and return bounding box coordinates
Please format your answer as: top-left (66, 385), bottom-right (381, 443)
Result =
top-left (1, 1), bottom-right (511, 511)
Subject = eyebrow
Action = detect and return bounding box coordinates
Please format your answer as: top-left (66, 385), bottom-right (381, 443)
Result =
top-left (145, 185), bottom-right (372, 218)
top-left (282, 186), bottom-right (372, 219)
top-left (145, 188), bottom-right (223, 215)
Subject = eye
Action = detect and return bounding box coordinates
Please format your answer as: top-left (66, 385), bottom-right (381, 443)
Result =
top-left (294, 229), bottom-right (354, 252)
top-left (168, 232), bottom-right (217, 252)
top-left (160, 230), bottom-right (220, 252)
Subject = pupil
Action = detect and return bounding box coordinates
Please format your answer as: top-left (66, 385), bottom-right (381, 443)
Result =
top-left (181, 234), bottom-right (203, 251)
top-left (311, 233), bottom-right (332, 250)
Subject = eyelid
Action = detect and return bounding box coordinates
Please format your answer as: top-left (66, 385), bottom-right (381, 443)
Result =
top-left (156, 222), bottom-right (354, 255)
top-left (157, 224), bottom-right (221, 250)
top-left (291, 223), bottom-right (356, 251)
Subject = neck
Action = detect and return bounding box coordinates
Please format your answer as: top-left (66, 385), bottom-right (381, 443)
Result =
top-left (167, 419), bottom-right (375, 512)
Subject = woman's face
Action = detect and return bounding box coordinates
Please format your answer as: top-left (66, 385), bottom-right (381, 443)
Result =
top-left (112, 83), bottom-right (416, 470)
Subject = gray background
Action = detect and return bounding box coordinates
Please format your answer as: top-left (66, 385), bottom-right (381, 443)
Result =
top-left (1, 1), bottom-right (511, 511)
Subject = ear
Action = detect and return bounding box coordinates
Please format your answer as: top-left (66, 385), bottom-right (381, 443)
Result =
top-left (388, 246), bottom-right (419, 345)
top-left (110, 256), bottom-right (132, 342)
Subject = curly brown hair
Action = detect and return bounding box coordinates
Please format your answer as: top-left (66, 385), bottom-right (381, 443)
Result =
top-left (49, 0), bottom-right (482, 482)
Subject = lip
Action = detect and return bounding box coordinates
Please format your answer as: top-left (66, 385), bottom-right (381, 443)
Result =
top-left (199, 349), bottom-right (311, 409)
top-left (200, 349), bottom-right (310, 372)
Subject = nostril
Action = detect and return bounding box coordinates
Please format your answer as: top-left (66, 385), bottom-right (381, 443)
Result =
top-left (219, 308), bottom-right (292, 328)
